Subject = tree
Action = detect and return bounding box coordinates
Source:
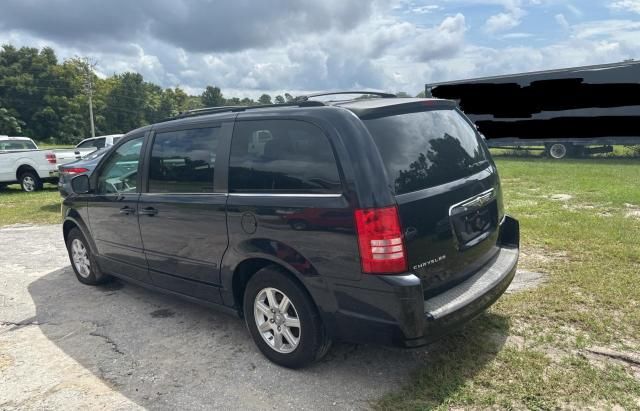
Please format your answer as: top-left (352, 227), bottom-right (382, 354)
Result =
top-left (0, 107), bottom-right (23, 134)
top-left (258, 94), bottom-right (272, 105)
top-left (274, 95), bottom-right (285, 104)
top-left (284, 93), bottom-right (294, 102)
top-left (201, 85), bottom-right (225, 107)
top-left (104, 72), bottom-right (146, 133)
top-left (396, 91), bottom-right (410, 97)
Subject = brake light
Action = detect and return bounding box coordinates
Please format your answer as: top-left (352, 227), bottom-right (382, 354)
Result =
top-left (45, 153), bottom-right (57, 164)
top-left (354, 206), bottom-right (407, 274)
top-left (61, 167), bottom-right (89, 175)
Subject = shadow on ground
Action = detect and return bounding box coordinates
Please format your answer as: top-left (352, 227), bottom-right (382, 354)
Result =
top-left (39, 203), bottom-right (60, 213)
top-left (26, 266), bottom-right (508, 409)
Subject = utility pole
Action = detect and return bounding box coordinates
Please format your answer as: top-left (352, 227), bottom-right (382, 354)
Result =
top-left (88, 87), bottom-right (95, 138)
top-left (81, 58), bottom-right (97, 138)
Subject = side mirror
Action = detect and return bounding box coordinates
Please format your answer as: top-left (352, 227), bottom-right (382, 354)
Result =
top-left (71, 174), bottom-right (90, 194)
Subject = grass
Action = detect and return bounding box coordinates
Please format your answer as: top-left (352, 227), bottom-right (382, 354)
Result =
top-left (377, 156), bottom-right (640, 410)
top-left (0, 184), bottom-right (62, 226)
top-left (1, 155), bottom-right (639, 408)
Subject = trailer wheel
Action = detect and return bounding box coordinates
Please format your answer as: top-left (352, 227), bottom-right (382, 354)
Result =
top-left (547, 143), bottom-right (569, 159)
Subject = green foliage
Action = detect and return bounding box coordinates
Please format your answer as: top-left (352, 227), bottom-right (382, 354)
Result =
top-left (258, 94), bottom-right (272, 105)
top-left (201, 85), bottom-right (225, 107)
top-left (0, 107), bottom-right (23, 134)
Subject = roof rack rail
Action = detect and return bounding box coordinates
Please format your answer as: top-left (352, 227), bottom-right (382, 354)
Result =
top-left (164, 100), bottom-right (326, 122)
top-left (296, 91), bottom-right (397, 101)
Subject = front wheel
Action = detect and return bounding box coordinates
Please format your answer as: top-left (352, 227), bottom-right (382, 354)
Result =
top-left (243, 266), bottom-right (331, 368)
top-left (65, 227), bottom-right (111, 285)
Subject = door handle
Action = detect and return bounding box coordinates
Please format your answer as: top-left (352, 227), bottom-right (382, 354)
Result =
top-left (119, 206), bottom-right (135, 215)
top-left (139, 207), bottom-right (158, 216)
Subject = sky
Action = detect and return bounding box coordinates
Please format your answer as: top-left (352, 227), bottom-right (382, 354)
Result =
top-left (0, 0), bottom-right (639, 98)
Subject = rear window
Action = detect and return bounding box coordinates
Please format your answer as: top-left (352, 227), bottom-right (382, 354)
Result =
top-left (363, 109), bottom-right (489, 195)
top-left (229, 120), bottom-right (341, 194)
top-left (0, 140), bottom-right (37, 150)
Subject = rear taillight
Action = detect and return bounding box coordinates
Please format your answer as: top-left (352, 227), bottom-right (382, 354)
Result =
top-left (354, 206), bottom-right (407, 274)
top-left (61, 167), bottom-right (89, 175)
top-left (45, 153), bottom-right (57, 164)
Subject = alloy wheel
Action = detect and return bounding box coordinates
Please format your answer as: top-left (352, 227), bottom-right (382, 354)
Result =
top-left (254, 287), bottom-right (301, 354)
top-left (71, 238), bottom-right (91, 278)
top-left (22, 176), bottom-right (35, 192)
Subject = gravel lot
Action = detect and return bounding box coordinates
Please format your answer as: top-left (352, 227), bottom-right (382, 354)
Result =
top-left (0, 224), bottom-right (535, 410)
top-left (0, 224), bottom-right (428, 410)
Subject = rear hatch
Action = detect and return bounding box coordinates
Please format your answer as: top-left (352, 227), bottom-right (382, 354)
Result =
top-left (358, 101), bottom-right (503, 296)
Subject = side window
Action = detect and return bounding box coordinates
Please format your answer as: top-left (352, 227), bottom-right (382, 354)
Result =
top-left (97, 136), bottom-right (144, 194)
top-left (148, 127), bottom-right (219, 193)
top-left (93, 138), bottom-right (106, 149)
top-left (76, 140), bottom-right (92, 149)
top-left (229, 120), bottom-right (342, 193)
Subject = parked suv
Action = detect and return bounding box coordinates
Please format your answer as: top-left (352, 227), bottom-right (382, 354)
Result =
top-left (61, 93), bottom-right (519, 368)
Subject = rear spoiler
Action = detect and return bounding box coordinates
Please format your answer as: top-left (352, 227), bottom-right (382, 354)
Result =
top-left (351, 99), bottom-right (458, 120)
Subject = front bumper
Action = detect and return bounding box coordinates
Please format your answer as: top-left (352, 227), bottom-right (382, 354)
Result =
top-left (328, 215), bottom-right (519, 347)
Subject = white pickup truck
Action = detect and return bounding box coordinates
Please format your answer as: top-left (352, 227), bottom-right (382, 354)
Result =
top-left (53, 134), bottom-right (124, 165)
top-left (0, 136), bottom-right (60, 192)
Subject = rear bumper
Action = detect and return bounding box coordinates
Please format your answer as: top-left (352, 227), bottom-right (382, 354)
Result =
top-left (328, 215), bottom-right (519, 347)
top-left (406, 245), bottom-right (517, 347)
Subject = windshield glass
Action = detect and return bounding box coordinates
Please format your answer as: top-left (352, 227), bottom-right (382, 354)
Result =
top-left (363, 109), bottom-right (488, 195)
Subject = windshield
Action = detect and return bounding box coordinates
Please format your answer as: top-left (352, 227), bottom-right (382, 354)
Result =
top-left (363, 109), bottom-right (489, 195)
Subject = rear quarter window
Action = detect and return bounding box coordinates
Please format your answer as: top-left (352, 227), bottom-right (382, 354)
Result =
top-left (229, 120), bottom-right (342, 194)
top-left (363, 109), bottom-right (488, 195)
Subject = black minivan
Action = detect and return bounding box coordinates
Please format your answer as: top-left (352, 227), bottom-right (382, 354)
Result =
top-left (62, 93), bottom-right (519, 368)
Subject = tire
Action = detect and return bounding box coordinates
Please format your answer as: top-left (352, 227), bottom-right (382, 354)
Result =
top-left (547, 143), bottom-right (569, 159)
top-left (243, 266), bottom-right (331, 368)
top-left (19, 171), bottom-right (43, 192)
top-left (65, 227), bottom-right (111, 285)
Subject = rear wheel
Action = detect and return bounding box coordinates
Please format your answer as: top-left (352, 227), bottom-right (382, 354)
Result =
top-left (65, 227), bottom-right (111, 285)
top-left (243, 266), bottom-right (331, 368)
top-left (547, 143), bottom-right (570, 159)
top-left (19, 171), bottom-right (43, 192)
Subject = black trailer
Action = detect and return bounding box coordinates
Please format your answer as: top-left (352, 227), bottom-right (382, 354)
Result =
top-left (426, 60), bottom-right (640, 159)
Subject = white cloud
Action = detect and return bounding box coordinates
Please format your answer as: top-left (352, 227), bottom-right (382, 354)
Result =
top-left (409, 13), bottom-right (467, 61)
top-left (555, 13), bottom-right (570, 30)
top-left (609, 0), bottom-right (640, 14)
top-left (484, 3), bottom-right (526, 34)
top-left (1, 0), bottom-right (639, 98)
top-left (566, 4), bottom-right (582, 17)
top-left (411, 4), bottom-right (442, 14)
top-left (501, 32), bottom-right (534, 39)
